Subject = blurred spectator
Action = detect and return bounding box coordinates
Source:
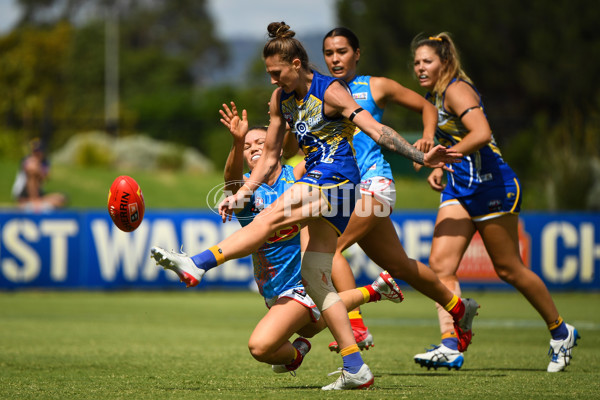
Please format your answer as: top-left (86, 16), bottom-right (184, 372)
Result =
top-left (11, 138), bottom-right (67, 213)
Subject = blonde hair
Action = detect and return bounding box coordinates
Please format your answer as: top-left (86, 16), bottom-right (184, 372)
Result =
top-left (263, 21), bottom-right (311, 72)
top-left (411, 32), bottom-right (472, 95)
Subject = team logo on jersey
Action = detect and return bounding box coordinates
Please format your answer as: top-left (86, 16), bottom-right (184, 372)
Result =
top-left (283, 112), bottom-right (293, 124)
top-left (253, 196), bottom-right (265, 211)
top-left (295, 121), bottom-right (308, 134)
top-left (353, 92), bottom-right (368, 100)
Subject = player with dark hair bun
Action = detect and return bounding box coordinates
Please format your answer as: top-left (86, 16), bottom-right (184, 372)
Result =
top-left (151, 22), bottom-right (461, 390)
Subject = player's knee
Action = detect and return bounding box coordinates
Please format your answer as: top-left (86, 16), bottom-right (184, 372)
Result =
top-left (301, 251), bottom-right (340, 311)
top-left (247, 338), bottom-right (274, 362)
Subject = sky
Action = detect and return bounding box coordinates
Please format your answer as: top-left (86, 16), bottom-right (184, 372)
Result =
top-left (0, 0), bottom-right (337, 40)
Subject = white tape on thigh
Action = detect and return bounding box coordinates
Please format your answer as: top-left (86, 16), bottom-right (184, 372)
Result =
top-left (300, 251), bottom-right (340, 311)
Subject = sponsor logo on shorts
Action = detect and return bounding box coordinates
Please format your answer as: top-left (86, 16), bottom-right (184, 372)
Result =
top-left (307, 170), bottom-right (322, 180)
top-left (481, 173), bottom-right (493, 182)
top-left (488, 199), bottom-right (502, 212)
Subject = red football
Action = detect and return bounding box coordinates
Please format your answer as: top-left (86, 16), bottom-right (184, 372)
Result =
top-left (107, 175), bottom-right (145, 232)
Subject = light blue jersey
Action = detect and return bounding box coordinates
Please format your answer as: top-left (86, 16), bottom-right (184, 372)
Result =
top-left (235, 165), bottom-right (302, 299)
top-left (348, 75), bottom-right (393, 182)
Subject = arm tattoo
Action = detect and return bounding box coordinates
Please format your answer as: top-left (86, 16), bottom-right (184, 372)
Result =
top-left (377, 126), bottom-right (425, 165)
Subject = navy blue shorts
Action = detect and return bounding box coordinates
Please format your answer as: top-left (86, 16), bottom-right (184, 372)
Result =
top-left (440, 176), bottom-right (522, 221)
top-left (297, 166), bottom-right (359, 235)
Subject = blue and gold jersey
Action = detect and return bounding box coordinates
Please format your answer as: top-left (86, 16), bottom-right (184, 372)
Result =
top-left (428, 78), bottom-right (517, 197)
top-left (235, 165), bottom-right (302, 299)
top-left (348, 75), bottom-right (393, 181)
top-left (280, 70), bottom-right (360, 184)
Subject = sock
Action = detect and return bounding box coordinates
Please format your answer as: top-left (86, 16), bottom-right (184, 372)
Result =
top-left (191, 245), bottom-right (224, 271)
top-left (358, 286), bottom-right (381, 303)
top-left (441, 331), bottom-right (459, 351)
top-left (348, 310), bottom-right (367, 331)
top-left (444, 295), bottom-right (464, 322)
top-left (549, 316), bottom-right (568, 340)
top-left (341, 344), bottom-right (363, 374)
top-left (286, 347), bottom-right (302, 368)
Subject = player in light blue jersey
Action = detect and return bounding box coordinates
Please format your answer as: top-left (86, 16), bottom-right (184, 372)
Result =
top-left (217, 101), bottom-right (404, 376)
top-left (411, 32), bottom-right (579, 372)
top-left (151, 22), bottom-right (458, 390)
top-left (322, 27), bottom-right (481, 356)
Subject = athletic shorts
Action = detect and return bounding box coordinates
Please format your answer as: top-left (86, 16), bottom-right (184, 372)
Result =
top-left (440, 176), bottom-right (522, 222)
top-left (296, 167), bottom-right (359, 235)
top-left (265, 287), bottom-right (321, 322)
top-left (359, 176), bottom-right (396, 209)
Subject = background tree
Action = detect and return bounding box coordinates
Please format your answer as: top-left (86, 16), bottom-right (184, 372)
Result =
top-left (335, 0), bottom-right (600, 209)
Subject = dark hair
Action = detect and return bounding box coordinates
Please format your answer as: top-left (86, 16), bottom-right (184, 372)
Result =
top-left (263, 21), bottom-right (310, 72)
top-left (322, 27), bottom-right (360, 53)
top-left (411, 32), bottom-right (472, 94)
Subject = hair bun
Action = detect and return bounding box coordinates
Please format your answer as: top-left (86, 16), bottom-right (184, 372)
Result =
top-left (267, 21), bottom-right (295, 39)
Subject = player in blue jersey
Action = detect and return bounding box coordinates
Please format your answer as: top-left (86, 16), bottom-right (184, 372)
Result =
top-left (322, 27), bottom-right (480, 356)
top-left (411, 33), bottom-right (579, 372)
top-left (214, 101), bottom-right (405, 375)
top-left (151, 22), bottom-right (460, 390)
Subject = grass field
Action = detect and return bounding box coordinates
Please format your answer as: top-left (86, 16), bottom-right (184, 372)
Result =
top-left (1, 290), bottom-right (598, 399)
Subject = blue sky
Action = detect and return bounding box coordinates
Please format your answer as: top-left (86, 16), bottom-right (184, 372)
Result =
top-left (0, 0), bottom-right (337, 40)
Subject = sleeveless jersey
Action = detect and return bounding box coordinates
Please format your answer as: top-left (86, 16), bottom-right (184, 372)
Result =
top-left (280, 70), bottom-right (360, 184)
top-left (235, 165), bottom-right (302, 299)
top-left (428, 78), bottom-right (518, 197)
top-left (348, 75), bottom-right (393, 181)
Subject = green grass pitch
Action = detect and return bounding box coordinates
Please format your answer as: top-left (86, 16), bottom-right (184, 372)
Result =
top-left (1, 290), bottom-right (598, 399)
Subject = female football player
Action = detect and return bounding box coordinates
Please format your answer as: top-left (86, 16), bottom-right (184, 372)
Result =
top-left (321, 27), bottom-right (480, 355)
top-left (151, 21), bottom-right (461, 390)
top-left (411, 32), bottom-right (579, 372)
top-left (218, 100), bottom-right (404, 375)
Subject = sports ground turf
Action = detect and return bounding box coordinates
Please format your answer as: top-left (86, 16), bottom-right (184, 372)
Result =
top-left (1, 290), bottom-right (598, 399)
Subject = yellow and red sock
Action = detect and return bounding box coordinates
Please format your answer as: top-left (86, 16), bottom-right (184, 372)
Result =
top-left (348, 310), bottom-right (367, 331)
top-left (358, 285), bottom-right (381, 303)
top-left (444, 295), bottom-right (464, 322)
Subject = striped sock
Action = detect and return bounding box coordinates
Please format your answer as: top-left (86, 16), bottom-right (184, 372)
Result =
top-left (444, 295), bottom-right (464, 321)
top-left (549, 317), bottom-right (568, 340)
top-left (441, 331), bottom-right (459, 351)
top-left (341, 344), bottom-right (363, 374)
top-left (358, 286), bottom-right (380, 303)
top-left (191, 245), bottom-right (224, 271)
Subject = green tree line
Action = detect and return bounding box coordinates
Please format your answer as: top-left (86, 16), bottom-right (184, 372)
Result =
top-left (0, 0), bottom-right (598, 209)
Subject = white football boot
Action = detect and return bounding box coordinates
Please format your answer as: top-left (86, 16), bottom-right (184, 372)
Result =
top-left (150, 246), bottom-right (205, 288)
top-left (321, 364), bottom-right (374, 390)
top-left (547, 324), bottom-right (580, 372)
top-left (371, 270), bottom-right (404, 303)
top-left (414, 344), bottom-right (464, 370)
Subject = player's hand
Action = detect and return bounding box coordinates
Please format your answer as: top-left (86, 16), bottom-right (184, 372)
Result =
top-left (218, 186), bottom-right (252, 222)
top-left (219, 101), bottom-right (248, 141)
top-left (423, 144), bottom-right (461, 172)
top-left (427, 168), bottom-right (445, 192)
top-left (412, 138), bottom-right (435, 172)
top-left (414, 137), bottom-right (435, 154)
